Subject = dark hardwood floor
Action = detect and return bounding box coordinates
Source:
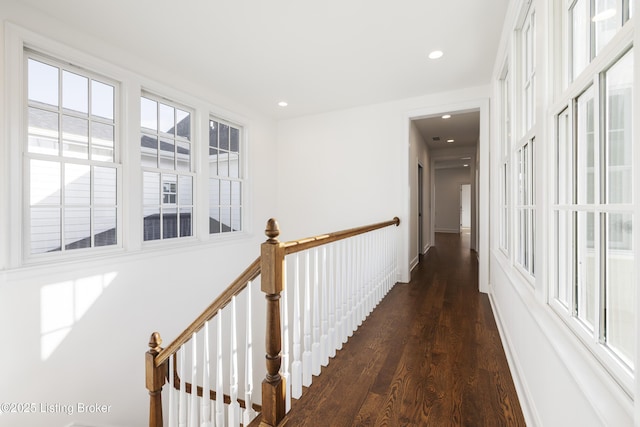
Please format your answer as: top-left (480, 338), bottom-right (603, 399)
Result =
top-left (279, 232), bottom-right (526, 427)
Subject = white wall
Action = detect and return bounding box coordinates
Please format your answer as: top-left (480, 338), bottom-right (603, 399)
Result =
top-left (409, 121), bottom-right (431, 270)
top-left (434, 167), bottom-right (471, 233)
top-left (276, 86), bottom-right (490, 283)
top-left (0, 2), bottom-right (277, 426)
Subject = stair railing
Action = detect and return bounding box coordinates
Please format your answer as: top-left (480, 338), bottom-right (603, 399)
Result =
top-left (146, 217), bottom-right (399, 427)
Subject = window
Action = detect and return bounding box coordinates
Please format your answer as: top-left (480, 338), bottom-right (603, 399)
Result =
top-left (570, 0), bottom-right (633, 81)
top-left (209, 118), bottom-right (242, 234)
top-left (25, 52), bottom-right (119, 256)
top-left (515, 138), bottom-right (535, 276)
top-left (553, 48), bottom-right (635, 375)
top-left (499, 66), bottom-right (511, 254)
top-left (522, 7), bottom-right (536, 134)
top-left (514, 5), bottom-right (536, 278)
top-left (141, 95), bottom-right (194, 241)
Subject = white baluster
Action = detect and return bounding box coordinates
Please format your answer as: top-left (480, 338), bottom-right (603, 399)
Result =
top-left (244, 282), bottom-right (258, 423)
top-left (385, 227), bottom-right (396, 290)
top-left (190, 334), bottom-right (198, 427)
top-left (179, 348), bottom-right (187, 427)
top-left (169, 353), bottom-right (176, 427)
top-left (335, 241), bottom-right (343, 350)
top-left (303, 251), bottom-right (313, 386)
top-left (312, 248), bottom-right (321, 376)
top-left (229, 297), bottom-right (240, 427)
top-left (202, 322), bottom-right (212, 427)
top-left (348, 238), bottom-right (356, 336)
top-left (364, 233), bottom-right (372, 316)
top-left (280, 263), bottom-right (292, 412)
top-left (328, 243), bottom-right (337, 358)
top-left (356, 236), bottom-right (364, 326)
top-left (380, 229), bottom-right (386, 298)
top-left (320, 246), bottom-right (329, 366)
top-left (291, 254), bottom-right (303, 399)
top-left (215, 311), bottom-right (224, 427)
top-left (341, 239), bottom-right (349, 344)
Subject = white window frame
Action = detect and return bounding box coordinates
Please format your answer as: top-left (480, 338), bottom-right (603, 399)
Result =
top-left (140, 92), bottom-right (196, 243)
top-left (550, 11), bottom-right (635, 392)
top-left (499, 63), bottom-right (511, 256)
top-left (208, 117), bottom-right (244, 235)
top-left (21, 50), bottom-right (122, 262)
top-left (3, 24), bottom-right (252, 270)
top-left (568, 0), bottom-right (634, 83)
top-left (513, 3), bottom-right (537, 281)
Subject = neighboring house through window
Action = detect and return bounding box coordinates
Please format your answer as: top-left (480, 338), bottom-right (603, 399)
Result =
top-left (25, 51), bottom-right (119, 256)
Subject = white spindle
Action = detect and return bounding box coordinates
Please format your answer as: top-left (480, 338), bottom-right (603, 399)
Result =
top-left (341, 239), bottom-right (349, 344)
top-left (190, 334), bottom-right (198, 427)
top-left (356, 237), bottom-right (363, 327)
top-left (229, 297), bottom-right (240, 427)
top-left (179, 348), bottom-right (187, 427)
top-left (312, 248), bottom-right (321, 376)
top-left (280, 263), bottom-right (292, 412)
top-left (335, 241), bottom-right (343, 350)
top-left (320, 246), bottom-right (329, 366)
top-left (244, 282), bottom-right (258, 423)
top-left (303, 251), bottom-right (313, 386)
top-left (202, 322), bottom-right (212, 427)
top-left (291, 254), bottom-right (303, 398)
top-left (328, 243), bottom-right (337, 358)
top-left (169, 353), bottom-right (177, 427)
top-left (364, 233), bottom-right (372, 315)
top-left (348, 238), bottom-right (355, 336)
top-left (215, 311), bottom-right (224, 427)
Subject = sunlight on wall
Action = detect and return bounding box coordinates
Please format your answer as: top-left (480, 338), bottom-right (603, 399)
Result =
top-left (40, 272), bottom-right (117, 360)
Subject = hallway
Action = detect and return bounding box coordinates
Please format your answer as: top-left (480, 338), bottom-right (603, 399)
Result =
top-left (280, 232), bottom-right (525, 426)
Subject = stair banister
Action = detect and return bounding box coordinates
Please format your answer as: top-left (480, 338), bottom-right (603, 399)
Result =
top-left (260, 218), bottom-right (286, 426)
top-left (145, 216), bottom-right (400, 427)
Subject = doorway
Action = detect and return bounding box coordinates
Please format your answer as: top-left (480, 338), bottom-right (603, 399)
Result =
top-left (460, 184), bottom-right (471, 230)
top-left (418, 164), bottom-right (424, 254)
top-left (405, 98), bottom-right (489, 292)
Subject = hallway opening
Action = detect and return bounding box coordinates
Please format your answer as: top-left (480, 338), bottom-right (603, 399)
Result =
top-left (280, 232), bottom-right (525, 426)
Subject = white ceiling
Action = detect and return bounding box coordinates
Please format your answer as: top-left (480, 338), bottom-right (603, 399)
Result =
top-left (414, 110), bottom-right (480, 150)
top-left (19, 0), bottom-right (509, 120)
top-left (414, 110), bottom-right (480, 169)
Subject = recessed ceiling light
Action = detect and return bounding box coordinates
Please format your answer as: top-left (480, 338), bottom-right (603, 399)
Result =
top-left (428, 50), bottom-right (444, 60)
top-left (464, 164), bottom-right (469, 167)
top-left (447, 139), bottom-right (454, 143)
top-left (461, 157), bottom-right (471, 160)
top-left (278, 101), bottom-right (288, 107)
top-left (441, 114), bottom-right (451, 119)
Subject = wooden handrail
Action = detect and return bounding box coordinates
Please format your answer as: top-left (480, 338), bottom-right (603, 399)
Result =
top-left (147, 216), bottom-right (401, 427)
top-left (282, 217), bottom-right (400, 255)
top-left (155, 256), bottom-right (262, 367)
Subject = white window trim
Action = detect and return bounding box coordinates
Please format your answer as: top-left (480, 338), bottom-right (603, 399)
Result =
top-left (208, 115), bottom-right (245, 236)
top-left (23, 50), bottom-right (124, 262)
top-left (3, 23), bottom-right (253, 271)
top-left (512, 2), bottom-right (537, 282)
top-left (549, 15), bottom-right (636, 395)
top-left (139, 91), bottom-right (197, 245)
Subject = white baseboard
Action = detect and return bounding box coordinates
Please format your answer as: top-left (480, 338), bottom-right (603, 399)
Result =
top-left (488, 291), bottom-right (541, 427)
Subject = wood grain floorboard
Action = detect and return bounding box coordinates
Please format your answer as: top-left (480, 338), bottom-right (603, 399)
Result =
top-left (279, 232), bottom-right (525, 426)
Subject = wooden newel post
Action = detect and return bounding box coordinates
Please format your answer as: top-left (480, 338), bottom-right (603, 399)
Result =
top-left (146, 332), bottom-right (167, 427)
top-left (260, 218), bottom-right (286, 426)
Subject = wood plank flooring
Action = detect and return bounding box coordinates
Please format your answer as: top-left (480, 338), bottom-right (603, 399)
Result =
top-left (278, 232), bottom-right (526, 427)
